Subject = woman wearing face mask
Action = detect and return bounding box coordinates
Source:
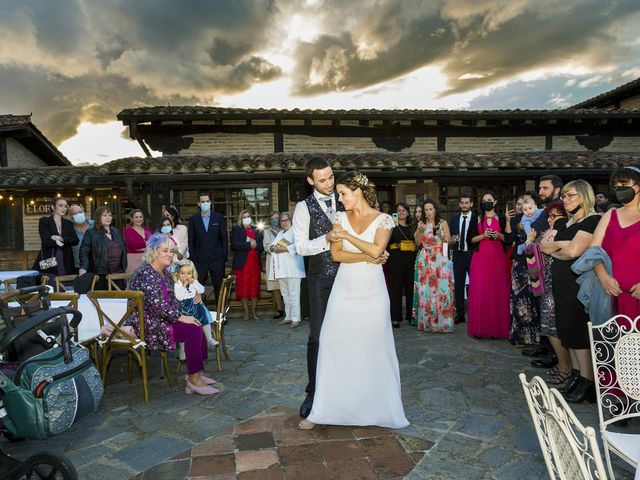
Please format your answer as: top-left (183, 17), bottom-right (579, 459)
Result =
top-left (262, 210), bottom-right (285, 320)
top-left (231, 210), bottom-right (264, 320)
top-left (163, 207), bottom-right (188, 259)
top-left (159, 218), bottom-right (183, 265)
top-left (590, 166), bottom-right (640, 319)
top-left (505, 191), bottom-right (542, 347)
top-left (124, 209), bottom-right (153, 273)
top-left (467, 192), bottom-right (510, 338)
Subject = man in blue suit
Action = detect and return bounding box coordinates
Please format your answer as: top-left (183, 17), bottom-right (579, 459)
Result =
top-left (449, 195), bottom-right (476, 324)
top-left (188, 192), bottom-right (228, 301)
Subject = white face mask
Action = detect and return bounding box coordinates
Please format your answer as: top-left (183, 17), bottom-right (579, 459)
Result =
top-left (242, 217), bottom-right (252, 226)
top-left (200, 201), bottom-right (211, 212)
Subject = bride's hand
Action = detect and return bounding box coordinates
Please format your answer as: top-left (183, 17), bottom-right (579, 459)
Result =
top-left (333, 226), bottom-right (348, 239)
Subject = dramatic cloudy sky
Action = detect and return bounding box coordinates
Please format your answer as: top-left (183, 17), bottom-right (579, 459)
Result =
top-left (1, 0), bottom-right (639, 164)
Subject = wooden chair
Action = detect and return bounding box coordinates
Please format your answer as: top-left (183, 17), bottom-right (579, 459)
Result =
top-left (106, 273), bottom-right (132, 291)
top-left (519, 374), bottom-right (608, 480)
top-left (48, 291), bottom-right (100, 368)
top-left (54, 274), bottom-right (77, 293)
top-left (2, 275), bottom-right (49, 292)
top-left (589, 316), bottom-right (640, 479)
top-left (176, 274), bottom-right (234, 373)
top-left (87, 290), bottom-right (175, 403)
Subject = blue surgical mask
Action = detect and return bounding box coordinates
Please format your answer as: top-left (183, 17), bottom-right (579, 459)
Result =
top-left (242, 217), bottom-right (252, 226)
top-left (72, 213), bottom-right (86, 224)
top-left (200, 202), bottom-right (211, 212)
top-left (271, 220), bottom-right (279, 228)
top-left (161, 225), bottom-right (172, 234)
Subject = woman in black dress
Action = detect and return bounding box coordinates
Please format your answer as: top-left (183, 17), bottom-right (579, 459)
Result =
top-left (541, 179), bottom-right (600, 403)
top-left (387, 202), bottom-right (416, 328)
top-left (34, 197), bottom-right (78, 282)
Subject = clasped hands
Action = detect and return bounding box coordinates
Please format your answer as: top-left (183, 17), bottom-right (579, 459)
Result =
top-left (328, 224), bottom-right (388, 265)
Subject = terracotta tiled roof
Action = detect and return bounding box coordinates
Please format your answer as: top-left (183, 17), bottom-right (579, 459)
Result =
top-left (1, 152), bottom-right (637, 188)
top-left (118, 106), bottom-right (640, 121)
top-left (572, 77), bottom-right (640, 109)
top-left (0, 114), bottom-right (31, 127)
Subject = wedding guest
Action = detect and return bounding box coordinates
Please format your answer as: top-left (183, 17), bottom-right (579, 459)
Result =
top-left (591, 166), bottom-right (640, 319)
top-left (506, 191), bottom-right (542, 347)
top-left (467, 192), bottom-right (510, 339)
top-left (123, 209), bottom-right (152, 273)
top-left (263, 210), bottom-right (285, 319)
top-left (413, 205), bottom-right (423, 224)
top-left (79, 206), bottom-right (127, 289)
top-left (449, 195), bottom-right (475, 324)
top-left (34, 197), bottom-right (78, 281)
top-left (528, 200), bottom-right (570, 385)
top-left (68, 204), bottom-right (94, 271)
top-left (541, 179), bottom-right (600, 403)
top-left (412, 199), bottom-right (454, 333)
top-left (231, 210), bottom-right (264, 320)
top-left (163, 207), bottom-right (188, 258)
top-left (387, 202), bottom-right (416, 328)
top-left (380, 201), bottom-right (392, 214)
top-left (269, 212), bottom-right (306, 328)
top-left (159, 217), bottom-right (182, 267)
top-left (125, 233), bottom-right (218, 396)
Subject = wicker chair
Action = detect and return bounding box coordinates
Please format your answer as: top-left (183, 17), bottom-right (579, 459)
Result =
top-left (519, 374), bottom-right (608, 480)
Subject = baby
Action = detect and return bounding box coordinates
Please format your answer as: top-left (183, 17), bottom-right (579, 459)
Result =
top-left (517, 199), bottom-right (544, 255)
top-left (174, 259), bottom-right (217, 349)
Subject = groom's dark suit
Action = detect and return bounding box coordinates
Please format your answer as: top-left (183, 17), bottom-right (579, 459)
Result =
top-left (294, 191), bottom-right (343, 418)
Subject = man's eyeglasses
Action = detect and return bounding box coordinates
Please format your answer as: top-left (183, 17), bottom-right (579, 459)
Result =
top-left (560, 193), bottom-right (580, 201)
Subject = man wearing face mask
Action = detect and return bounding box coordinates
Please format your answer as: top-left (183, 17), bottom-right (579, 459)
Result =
top-left (69, 203), bottom-right (94, 271)
top-left (188, 192), bottom-right (228, 301)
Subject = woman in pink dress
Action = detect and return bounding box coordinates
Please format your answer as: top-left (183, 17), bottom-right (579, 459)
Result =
top-left (591, 166), bottom-right (640, 318)
top-left (124, 209), bottom-right (153, 273)
top-left (467, 192), bottom-right (510, 338)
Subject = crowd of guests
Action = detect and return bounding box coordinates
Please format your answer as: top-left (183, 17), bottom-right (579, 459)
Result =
top-left (33, 166), bottom-right (640, 400)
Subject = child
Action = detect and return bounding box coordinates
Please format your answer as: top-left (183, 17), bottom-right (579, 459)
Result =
top-left (174, 259), bottom-right (217, 350)
top-left (516, 199), bottom-right (544, 255)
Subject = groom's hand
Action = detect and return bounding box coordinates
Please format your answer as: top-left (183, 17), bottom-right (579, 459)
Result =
top-left (325, 230), bottom-right (340, 243)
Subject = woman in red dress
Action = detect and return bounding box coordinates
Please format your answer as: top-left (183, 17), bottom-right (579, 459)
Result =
top-left (231, 210), bottom-right (264, 320)
top-left (591, 166), bottom-right (640, 318)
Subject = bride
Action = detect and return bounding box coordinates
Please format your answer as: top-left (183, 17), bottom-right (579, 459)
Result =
top-left (299, 171), bottom-right (409, 430)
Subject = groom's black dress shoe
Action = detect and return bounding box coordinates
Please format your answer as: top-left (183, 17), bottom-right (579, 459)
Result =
top-left (300, 394), bottom-right (313, 418)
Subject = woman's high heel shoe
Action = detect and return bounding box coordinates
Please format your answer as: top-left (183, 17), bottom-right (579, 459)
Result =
top-left (564, 377), bottom-right (596, 403)
top-left (558, 369), bottom-right (580, 394)
top-left (185, 381), bottom-right (219, 396)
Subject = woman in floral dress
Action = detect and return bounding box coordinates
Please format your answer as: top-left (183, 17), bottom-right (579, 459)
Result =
top-left (412, 199), bottom-right (454, 333)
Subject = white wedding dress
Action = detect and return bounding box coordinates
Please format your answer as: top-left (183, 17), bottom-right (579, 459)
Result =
top-left (307, 212), bottom-right (409, 428)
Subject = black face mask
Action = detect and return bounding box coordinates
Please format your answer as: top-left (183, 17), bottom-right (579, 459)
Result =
top-left (615, 186), bottom-right (639, 205)
top-left (481, 201), bottom-right (495, 211)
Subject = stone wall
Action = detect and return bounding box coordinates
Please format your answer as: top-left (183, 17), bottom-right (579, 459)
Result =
top-left (6, 138), bottom-right (48, 168)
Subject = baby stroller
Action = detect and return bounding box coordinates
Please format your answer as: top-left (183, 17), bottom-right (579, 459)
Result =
top-left (0, 286), bottom-right (102, 479)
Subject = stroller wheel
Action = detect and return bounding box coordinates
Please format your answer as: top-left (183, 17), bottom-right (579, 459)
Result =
top-left (22, 452), bottom-right (78, 480)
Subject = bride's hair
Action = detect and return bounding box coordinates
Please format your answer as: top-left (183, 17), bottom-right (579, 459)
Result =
top-left (336, 171), bottom-right (377, 207)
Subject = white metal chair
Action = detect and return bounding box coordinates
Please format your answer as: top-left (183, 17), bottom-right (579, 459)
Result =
top-left (589, 316), bottom-right (640, 479)
top-left (519, 373), bottom-right (608, 480)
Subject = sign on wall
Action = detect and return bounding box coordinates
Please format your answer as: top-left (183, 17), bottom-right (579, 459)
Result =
top-left (24, 195), bottom-right (82, 215)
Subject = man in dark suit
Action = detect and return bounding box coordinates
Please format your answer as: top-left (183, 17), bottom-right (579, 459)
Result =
top-left (449, 195), bottom-right (475, 324)
top-left (188, 192), bottom-right (228, 301)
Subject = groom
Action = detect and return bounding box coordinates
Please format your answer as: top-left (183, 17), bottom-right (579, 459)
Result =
top-left (293, 155), bottom-right (343, 418)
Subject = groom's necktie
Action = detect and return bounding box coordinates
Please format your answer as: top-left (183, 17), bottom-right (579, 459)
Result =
top-left (459, 215), bottom-right (468, 252)
top-left (320, 197), bottom-right (332, 209)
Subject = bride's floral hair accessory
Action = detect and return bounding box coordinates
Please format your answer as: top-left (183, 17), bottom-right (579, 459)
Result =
top-left (353, 173), bottom-right (369, 188)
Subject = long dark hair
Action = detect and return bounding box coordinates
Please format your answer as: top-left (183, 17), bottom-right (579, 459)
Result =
top-left (165, 206), bottom-right (181, 226)
top-left (394, 201), bottom-right (415, 232)
top-left (420, 198), bottom-right (442, 225)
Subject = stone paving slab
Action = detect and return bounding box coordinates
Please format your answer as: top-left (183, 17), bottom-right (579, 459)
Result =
top-left (2, 311), bottom-right (636, 479)
top-left (131, 406), bottom-right (429, 479)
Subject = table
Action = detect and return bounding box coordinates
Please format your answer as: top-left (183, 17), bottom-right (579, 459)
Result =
top-left (0, 270), bottom-right (39, 291)
top-left (11, 295), bottom-right (128, 344)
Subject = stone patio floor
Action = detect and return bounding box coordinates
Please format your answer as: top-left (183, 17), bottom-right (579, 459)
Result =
top-left (2, 309), bottom-right (636, 479)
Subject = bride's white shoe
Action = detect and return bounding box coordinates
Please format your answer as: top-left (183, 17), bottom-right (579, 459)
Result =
top-left (297, 419), bottom-right (315, 430)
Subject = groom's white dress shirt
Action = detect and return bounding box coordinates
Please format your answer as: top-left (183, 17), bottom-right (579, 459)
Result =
top-left (293, 189), bottom-right (336, 257)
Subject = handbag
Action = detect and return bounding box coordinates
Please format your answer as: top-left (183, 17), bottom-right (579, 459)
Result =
top-left (38, 247), bottom-right (58, 271)
top-left (399, 240), bottom-right (415, 252)
top-left (0, 346), bottom-right (103, 439)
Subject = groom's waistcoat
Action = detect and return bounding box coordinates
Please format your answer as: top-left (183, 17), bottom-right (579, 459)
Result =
top-left (305, 194), bottom-right (342, 278)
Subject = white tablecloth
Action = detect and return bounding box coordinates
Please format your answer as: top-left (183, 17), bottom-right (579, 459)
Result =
top-left (11, 295), bottom-right (128, 344)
